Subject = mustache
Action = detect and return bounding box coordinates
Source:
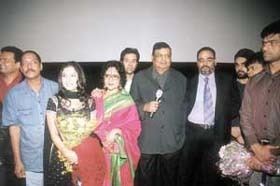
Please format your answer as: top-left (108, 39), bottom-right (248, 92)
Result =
top-left (237, 70), bottom-right (246, 74)
top-left (25, 69), bottom-right (36, 73)
top-left (201, 65), bottom-right (211, 69)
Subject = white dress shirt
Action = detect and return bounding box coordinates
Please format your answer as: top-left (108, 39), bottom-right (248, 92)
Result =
top-left (124, 78), bottom-right (133, 93)
top-left (188, 73), bottom-right (216, 125)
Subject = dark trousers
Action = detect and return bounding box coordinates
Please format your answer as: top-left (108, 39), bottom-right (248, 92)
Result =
top-left (0, 164), bottom-right (25, 186)
top-left (0, 127), bottom-right (25, 186)
top-left (178, 122), bottom-right (229, 186)
top-left (134, 150), bottom-right (181, 186)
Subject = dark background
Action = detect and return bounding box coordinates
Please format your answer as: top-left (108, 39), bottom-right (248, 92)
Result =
top-left (42, 62), bottom-right (235, 93)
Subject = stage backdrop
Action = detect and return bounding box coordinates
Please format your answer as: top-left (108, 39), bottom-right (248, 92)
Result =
top-left (0, 0), bottom-right (279, 62)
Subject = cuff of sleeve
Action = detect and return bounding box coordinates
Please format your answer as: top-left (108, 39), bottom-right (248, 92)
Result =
top-left (247, 135), bottom-right (259, 148)
top-left (230, 116), bottom-right (240, 126)
top-left (138, 104), bottom-right (146, 121)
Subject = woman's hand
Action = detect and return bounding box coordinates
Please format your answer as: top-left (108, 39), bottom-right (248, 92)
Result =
top-left (106, 128), bottom-right (122, 143)
top-left (103, 129), bottom-right (122, 153)
top-left (91, 88), bottom-right (104, 98)
top-left (63, 149), bottom-right (78, 165)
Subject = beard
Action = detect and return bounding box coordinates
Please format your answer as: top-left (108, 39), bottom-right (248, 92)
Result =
top-left (200, 66), bottom-right (214, 76)
top-left (237, 71), bottom-right (248, 79)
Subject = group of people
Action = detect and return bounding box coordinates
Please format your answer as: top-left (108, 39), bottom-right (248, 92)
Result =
top-left (0, 19), bottom-right (279, 186)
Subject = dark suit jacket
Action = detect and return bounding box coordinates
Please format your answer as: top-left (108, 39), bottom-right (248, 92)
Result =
top-left (186, 70), bottom-right (239, 145)
top-left (131, 66), bottom-right (187, 154)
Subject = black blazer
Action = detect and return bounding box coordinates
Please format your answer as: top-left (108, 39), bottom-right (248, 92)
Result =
top-left (186, 71), bottom-right (239, 145)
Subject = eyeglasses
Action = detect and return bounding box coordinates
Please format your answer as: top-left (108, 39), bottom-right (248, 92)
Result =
top-left (154, 54), bottom-right (171, 59)
top-left (262, 39), bottom-right (280, 47)
top-left (198, 58), bottom-right (215, 63)
top-left (104, 74), bottom-right (120, 80)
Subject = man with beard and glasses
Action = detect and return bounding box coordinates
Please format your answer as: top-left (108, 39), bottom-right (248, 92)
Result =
top-left (240, 19), bottom-right (280, 186)
top-left (231, 48), bottom-right (255, 144)
top-left (178, 47), bottom-right (239, 186)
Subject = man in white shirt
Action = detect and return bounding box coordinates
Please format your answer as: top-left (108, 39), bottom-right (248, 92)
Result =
top-left (178, 47), bottom-right (239, 186)
top-left (120, 48), bottom-right (140, 93)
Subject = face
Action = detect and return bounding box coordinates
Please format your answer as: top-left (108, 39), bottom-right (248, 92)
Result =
top-left (247, 63), bottom-right (264, 78)
top-left (152, 48), bottom-right (172, 73)
top-left (122, 53), bottom-right (138, 75)
top-left (20, 53), bottom-right (42, 80)
top-left (104, 67), bottom-right (121, 91)
top-left (262, 34), bottom-right (280, 63)
top-left (197, 50), bottom-right (216, 76)
top-left (0, 51), bottom-right (20, 74)
top-left (234, 57), bottom-right (248, 79)
top-left (61, 66), bottom-right (79, 91)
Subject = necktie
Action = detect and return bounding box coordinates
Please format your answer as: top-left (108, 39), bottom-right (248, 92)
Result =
top-left (203, 77), bottom-right (214, 124)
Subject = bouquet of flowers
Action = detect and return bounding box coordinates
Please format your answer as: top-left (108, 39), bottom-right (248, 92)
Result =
top-left (218, 141), bottom-right (280, 184)
top-left (217, 141), bottom-right (253, 182)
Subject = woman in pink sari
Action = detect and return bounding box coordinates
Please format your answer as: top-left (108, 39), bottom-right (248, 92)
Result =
top-left (92, 61), bottom-right (141, 186)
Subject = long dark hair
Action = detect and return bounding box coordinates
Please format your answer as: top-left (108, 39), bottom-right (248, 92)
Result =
top-left (57, 62), bottom-right (89, 106)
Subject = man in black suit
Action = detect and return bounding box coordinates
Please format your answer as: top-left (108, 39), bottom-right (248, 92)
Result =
top-left (178, 47), bottom-right (239, 186)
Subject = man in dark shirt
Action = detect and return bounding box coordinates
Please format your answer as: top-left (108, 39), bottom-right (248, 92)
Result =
top-left (234, 48), bottom-right (255, 98)
top-left (240, 19), bottom-right (280, 186)
top-left (231, 48), bottom-right (254, 144)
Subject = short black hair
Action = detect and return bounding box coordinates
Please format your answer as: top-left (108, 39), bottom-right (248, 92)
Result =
top-left (100, 60), bottom-right (126, 89)
top-left (234, 48), bottom-right (255, 61)
top-left (197, 47), bottom-right (216, 60)
top-left (245, 51), bottom-right (265, 68)
top-left (120, 48), bottom-right (140, 62)
top-left (152, 42), bottom-right (171, 55)
top-left (21, 50), bottom-right (42, 64)
top-left (261, 19), bottom-right (280, 39)
top-left (1, 46), bottom-right (23, 63)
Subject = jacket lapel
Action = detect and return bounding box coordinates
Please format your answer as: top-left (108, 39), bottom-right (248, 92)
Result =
top-left (144, 67), bottom-right (161, 88)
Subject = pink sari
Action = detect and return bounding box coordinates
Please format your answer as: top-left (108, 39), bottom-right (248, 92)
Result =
top-left (94, 90), bottom-right (141, 186)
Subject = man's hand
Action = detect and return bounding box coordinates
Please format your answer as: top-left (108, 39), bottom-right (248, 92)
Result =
top-left (247, 156), bottom-right (264, 171)
top-left (14, 160), bottom-right (25, 178)
top-left (143, 101), bottom-right (160, 113)
top-left (251, 143), bottom-right (279, 163)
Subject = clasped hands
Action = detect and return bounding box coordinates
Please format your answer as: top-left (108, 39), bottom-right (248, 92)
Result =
top-left (247, 144), bottom-right (279, 172)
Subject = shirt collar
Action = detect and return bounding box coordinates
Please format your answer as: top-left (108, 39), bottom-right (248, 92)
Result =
top-left (264, 65), bottom-right (280, 78)
top-left (199, 72), bottom-right (215, 81)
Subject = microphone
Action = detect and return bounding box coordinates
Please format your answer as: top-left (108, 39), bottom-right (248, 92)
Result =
top-left (150, 89), bottom-right (163, 118)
